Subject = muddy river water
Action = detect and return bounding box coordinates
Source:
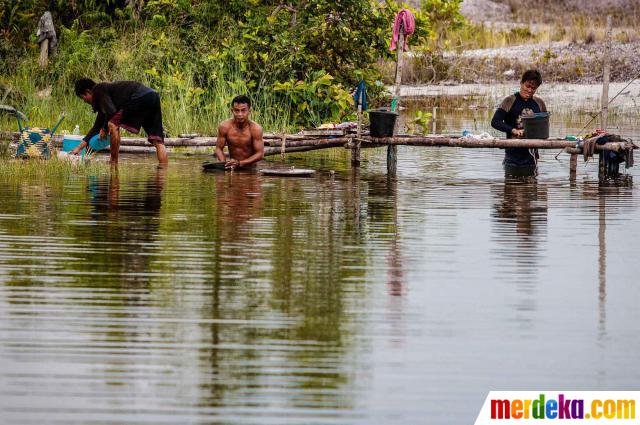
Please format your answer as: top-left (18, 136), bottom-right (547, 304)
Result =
top-left (0, 100), bottom-right (639, 424)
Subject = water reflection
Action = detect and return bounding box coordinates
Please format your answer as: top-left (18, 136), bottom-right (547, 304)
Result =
top-left (493, 177), bottom-right (548, 238)
top-left (491, 176), bottom-right (548, 326)
top-left (85, 167), bottom-right (166, 284)
top-left (0, 138), bottom-right (639, 424)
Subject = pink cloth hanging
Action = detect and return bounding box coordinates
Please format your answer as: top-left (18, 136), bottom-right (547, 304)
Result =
top-left (390, 9), bottom-right (415, 52)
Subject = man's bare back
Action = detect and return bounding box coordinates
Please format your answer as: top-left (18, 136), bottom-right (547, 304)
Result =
top-left (215, 98), bottom-right (264, 169)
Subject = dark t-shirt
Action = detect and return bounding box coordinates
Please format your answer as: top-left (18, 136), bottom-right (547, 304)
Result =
top-left (491, 93), bottom-right (547, 166)
top-left (83, 81), bottom-right (154, 143)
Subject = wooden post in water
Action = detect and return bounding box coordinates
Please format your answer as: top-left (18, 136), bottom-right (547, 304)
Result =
top-left (432, 106), bottom-right (437, 134)
top-left (389, 24), bottom-right (404, 174)
top-left (570, 153), bottom-right (578, 180)
top-left (352, 88), bottom-right (363, 167)
top-left (601, 15), bottom-right (612, 132)
top-left (280, 134), bottom-right (286, 162)
top-left (599, 15), bottom-right (613, 180)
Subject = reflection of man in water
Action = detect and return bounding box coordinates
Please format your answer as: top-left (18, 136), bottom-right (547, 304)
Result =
top-left (215, 95), bottom-right (264, 170)
top-left (214, 171), bottom-right (263, 241)
top-left (493, 178), bottom-right (548, 237)
top-left (491, 70), bottom-right (547, 175)
top-left (89, 168), bottom-right (166, 282)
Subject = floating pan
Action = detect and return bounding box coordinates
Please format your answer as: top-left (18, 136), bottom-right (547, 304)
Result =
top-left (202, 161), bottom-right (227, 171)
top-left (260, 168), bottom-right (315, 177)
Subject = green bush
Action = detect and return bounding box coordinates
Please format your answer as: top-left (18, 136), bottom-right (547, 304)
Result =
top-left (0, 1), bottom-right (464, 129)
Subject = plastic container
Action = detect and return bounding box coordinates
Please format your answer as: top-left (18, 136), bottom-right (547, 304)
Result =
top-left (369, 109), bottom-right (398, 138)
top-left (62, 134), bottom-right (85, 154)
top-left (522, 112), bottom-right (550, 139)
top-left (88, 134), bottom-right (110, 151)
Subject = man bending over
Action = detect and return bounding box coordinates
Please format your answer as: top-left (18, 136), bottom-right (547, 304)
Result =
top-left (72, 78), bottom-right (168, 164)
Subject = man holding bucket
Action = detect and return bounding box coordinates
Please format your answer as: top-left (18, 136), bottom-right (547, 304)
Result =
top-left (491, 70), bottom-right (547, 173)
top-left (71, 78), bottom-right (168, 164)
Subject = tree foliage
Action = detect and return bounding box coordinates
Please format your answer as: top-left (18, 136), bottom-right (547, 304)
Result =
top-left (0, 0), bottom-right (463, 128)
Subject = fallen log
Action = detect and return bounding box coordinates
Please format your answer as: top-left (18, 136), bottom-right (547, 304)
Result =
top-left (264, 141), bottom-right (345, 156)
top-left (264, 137), bottom-right (350, 148)
top-left (360, 136), bottom-right (629, 152)
top-left (116, 142), bottom-right (346, 156)
top-left (1, 130), bottom-right (634, 154)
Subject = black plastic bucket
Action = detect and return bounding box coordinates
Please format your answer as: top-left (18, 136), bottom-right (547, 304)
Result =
top-left (369, 109), bottom-right (398, 138)
top-left (522, 112), bottom-right (550, 139)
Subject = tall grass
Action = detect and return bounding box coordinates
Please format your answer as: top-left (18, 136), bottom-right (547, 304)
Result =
top-left (0, 157), bottom-right (112, 180)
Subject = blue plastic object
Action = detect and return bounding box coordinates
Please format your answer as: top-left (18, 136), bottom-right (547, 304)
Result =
top-left (62, 135), bottom-right (86, 157)
top-left (88, 134), bottom-right (110, 151)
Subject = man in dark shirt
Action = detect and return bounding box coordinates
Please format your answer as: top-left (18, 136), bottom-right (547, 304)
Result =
top-left (491, 70), bottom-right (547, 170)
top-left (71, 78), bottom-right (168, 164)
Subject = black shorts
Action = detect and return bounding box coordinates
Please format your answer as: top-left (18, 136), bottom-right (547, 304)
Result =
top-left (109, 91), bottom-right (164, 144)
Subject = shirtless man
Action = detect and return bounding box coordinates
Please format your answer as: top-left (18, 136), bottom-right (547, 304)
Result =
top-left (215, 95), bottom-right (264, 170)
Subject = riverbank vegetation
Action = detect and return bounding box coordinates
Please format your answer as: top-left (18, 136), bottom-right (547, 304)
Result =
top-left (1, 0), bottom-right (444, 135)
top-left (3, 0), bottom-right (636, 138)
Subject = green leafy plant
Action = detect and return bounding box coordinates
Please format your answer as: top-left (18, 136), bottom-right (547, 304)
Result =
top-left (273, 71), bottom-right (354, 128)
top-left (406, 110), bottom-right (433, 135)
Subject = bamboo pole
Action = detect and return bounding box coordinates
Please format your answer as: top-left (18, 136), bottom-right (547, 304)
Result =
top-left (264, 141), bottom-right (346, 156)
top-left (352, 88), bottom-right (363, 167)
top-left (601, 15), bottom-right (612, 131)
top-left (389, 24), bottom-right (404, 174)
top-left (360, 136), bottom-right (626, 151)
top-left (5, 131), bottom-right (632, 153)
top-left (113, 141), bottom-right (346, 155)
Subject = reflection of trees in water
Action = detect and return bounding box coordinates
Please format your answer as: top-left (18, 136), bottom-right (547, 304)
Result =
top-left (576, 181), bottom-right (633, 340)
top-left (0, 179), bottom-right (69, 285)
top-left (186, 170), bottom-right (373, 410)
top-left (364, 174), bottom-right (405, 296)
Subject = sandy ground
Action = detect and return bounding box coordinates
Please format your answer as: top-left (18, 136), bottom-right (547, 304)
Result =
top-left (436, 0), bottom-right (640, 83)
top-left (400, 81), bottom-right (640, 111)
top-left (460, 0), bottom-right (510, 23)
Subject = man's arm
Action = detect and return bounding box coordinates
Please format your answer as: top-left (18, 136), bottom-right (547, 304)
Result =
top-left (71, 112), bottom-right (105, 154)
top-left (491, 108), bottom-right (514, 135)
top-left (214, 123), bottom-right (227, 162)
top-left (491, 95), bottom-right (522, 137)
top-left (237, 123), bottom-right (264, 167)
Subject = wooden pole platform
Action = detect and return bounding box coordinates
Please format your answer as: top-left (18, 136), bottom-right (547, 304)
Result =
top-left (2, 131), bottom-right (635, 178)
top-left (2, 131), bottom-right (635, 153)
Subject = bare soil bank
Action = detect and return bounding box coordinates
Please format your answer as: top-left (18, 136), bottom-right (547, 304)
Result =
top-left (397, 0), bottom-right (640, 84)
